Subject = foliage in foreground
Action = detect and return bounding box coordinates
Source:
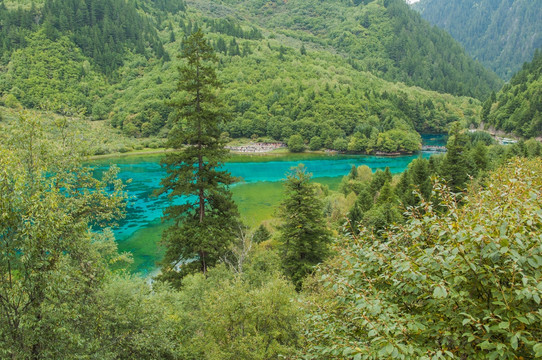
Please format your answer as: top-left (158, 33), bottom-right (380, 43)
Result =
top-left (172, 257), bottom-right (301, 360)
top-left (0, 114), bottom-right (130, 358)
top-left (302, 158), bottom-right (542, 359)
top-left (0, 115), bottom-right (301, 359)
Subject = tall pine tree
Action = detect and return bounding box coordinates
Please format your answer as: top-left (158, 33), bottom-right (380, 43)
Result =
top-left (157, 29), bottom-right (239, 287)
top-left (278, 165), bottom-right (331, 290)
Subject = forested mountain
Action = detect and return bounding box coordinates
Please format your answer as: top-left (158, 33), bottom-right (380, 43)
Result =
top-left (0, 0), bottom-right (170, 74)
top-left (111, 36), bottom-right (481, 153)
top-left (0, 0), bottom-right (498, 149)
top-left (483, 49), bottom-right (542, 137)
top-left (213, 0), bottom-right (502, 99)
top-left (413, 0), bottom-right (542, 80)
top-left (0, 0), bottom-right (492, 152)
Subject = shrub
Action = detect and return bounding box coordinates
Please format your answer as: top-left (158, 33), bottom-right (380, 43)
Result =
top-left (303, 158), bottom-right (542, 359)
top-left (4, 94), bottom-right (21, 109)
top-left (309, 136), bottom-right (323, 151)
top-left (288, 134), bottom-right (305, 153)
top-left (332, 137), bottom-right (348, 151)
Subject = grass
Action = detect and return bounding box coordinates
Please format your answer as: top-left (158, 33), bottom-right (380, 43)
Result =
top-left (88, 148), bottom-right (170, 160)
top-left (0, 106), bottom-right (165, 156)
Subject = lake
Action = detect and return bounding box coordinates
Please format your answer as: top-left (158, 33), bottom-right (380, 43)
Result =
top-left (92, 134), bottom-right (446, 274)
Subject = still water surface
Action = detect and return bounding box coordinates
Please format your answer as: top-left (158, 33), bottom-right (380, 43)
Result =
top-left (92, 135), bottom-right (446, 274)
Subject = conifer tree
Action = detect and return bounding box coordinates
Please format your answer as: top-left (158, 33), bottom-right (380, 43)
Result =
top-left (157, 29), bottom-right (239, 286)
top-left (366, 180), bottom-right (402, 231)
top-left (357, 188), bottom-right (375, 212)
top-left (369, 167), bottom-right (392, 195)
top-left (348, 164), bottom-right (358, 179)
top-left (347, 200), bottom-right (364, 234)
top-left (469, 141), bottom-right (489, 175)
top-left (278, 165), bottom-right (331, 290)
top-left (441, 122), bottom-right (469, 192)
top-left (395, 169), bottom-right (412, 206)
top-left (409, 157), bottom-right (432, 201)
top-left (253, 224), bottom-right (271, 244)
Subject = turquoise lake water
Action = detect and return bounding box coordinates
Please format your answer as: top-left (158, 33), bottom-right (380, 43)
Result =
top-left (92, 134), bottom-right (446, 274)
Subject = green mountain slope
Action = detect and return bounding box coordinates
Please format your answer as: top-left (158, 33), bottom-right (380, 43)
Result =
top-left (104, 4), bottom-right (482, 150)
top-left (413, 0), bottom-right (542, 80)
top-left (112, 34), bottom-right (481, 148)
top-left (0, 0), bottom-right (487, 152)
top-left (0, 0), bottom-right (170, 74)
top-left (483, 49), bottom-right (542, 137)
top-left (199, 0), bottom-right (502, 99)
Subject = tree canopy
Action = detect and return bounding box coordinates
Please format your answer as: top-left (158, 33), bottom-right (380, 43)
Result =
top-left (157, 29), bottom-right (240, 286)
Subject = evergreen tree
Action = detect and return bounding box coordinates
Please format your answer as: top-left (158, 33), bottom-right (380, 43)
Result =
top-left (253, 224), bottom-right (271, 244)
top-left (370, 167), bottom-right (392, 195)
top-left (157, 29), bottom-right (239, 287)
top-left (469, 141), bottom-right (489, 176)
top-left (395, 169), bottom-right (412, 206)
top-left (365, 180), bottom-right (402, 231)
top-left (409, 157), bottom-right (432, 201)
top-left (441, 122), bottom-right (469, 192)
top-left (347, 200), bottom-right (364, 234)
top-left (216, 36), bottom-right (227, 54)
top-left (348, 164), bottom-right (358, 179)
top-left (384, 167), bottom-right (392, 181)
top-left (278, 165), bottom-right (331, 290)
top-left (481, 96), bottom-right (492, 123)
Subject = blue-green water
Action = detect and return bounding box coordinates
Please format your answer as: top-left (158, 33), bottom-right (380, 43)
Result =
top-left (92, 135), bottom-right (446, 274)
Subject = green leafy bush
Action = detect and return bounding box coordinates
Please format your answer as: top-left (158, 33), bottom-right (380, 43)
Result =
top-left (288, 134), bottom-right (306, 152)
top-left (302, 158), bottom-right (542, 359)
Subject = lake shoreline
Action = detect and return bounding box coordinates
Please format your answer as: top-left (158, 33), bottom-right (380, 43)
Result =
top-left (87, 147), bottom-right (334, 160)
top-left (87, 134), bottom-right (446, 160)
top-left (87, 147), bottom-right (422, 161)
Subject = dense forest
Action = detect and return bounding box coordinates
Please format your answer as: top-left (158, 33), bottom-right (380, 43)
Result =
top-left (414, 0), bottom-right (542, 80)
top-left (484, 49), bottom-right (542, 138)
top-left (217, 0), bottom-right (502, 98)
top-left (1, 0), bottom-right (542, 358)
top-left (0, 0), bottom-right (500, 155)
top-left (0, 0), bottom-right (171, 73)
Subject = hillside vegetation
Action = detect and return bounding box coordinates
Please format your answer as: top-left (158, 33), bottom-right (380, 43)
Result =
top-left (302, 157), bottom-right (542, 359)
top-left (414, 0), bottom-right (542, 80)
top-left (483, 49), bottom-right (542, 138)
top-left (0, 0), bottom-right (498, 154)
top-left (213, 0), bottom-right (502, 98)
